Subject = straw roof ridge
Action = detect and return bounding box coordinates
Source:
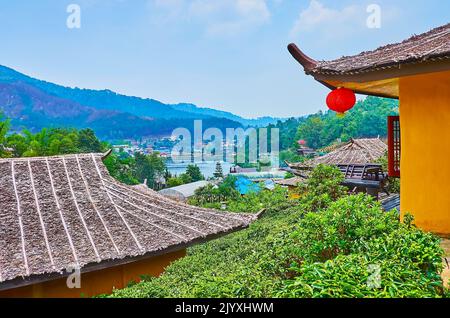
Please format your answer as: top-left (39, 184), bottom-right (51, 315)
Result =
top-left (305, 23), bottom-right (450, 75)
top-left (313, 138), bottom-right (387, 165)
top-left (0, 152), bottom-right (256, 289)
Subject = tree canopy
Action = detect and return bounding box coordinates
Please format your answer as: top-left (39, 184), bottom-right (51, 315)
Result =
top-left (292, 96), bottom-right (398, 150)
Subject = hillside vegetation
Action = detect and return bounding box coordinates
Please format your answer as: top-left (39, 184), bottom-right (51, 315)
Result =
top-left (108, 166), bottom-right (447, 298)
top-left (0, 65), bottom-right (257, 139)
top-left (273, 96), bottom-right (398, 155)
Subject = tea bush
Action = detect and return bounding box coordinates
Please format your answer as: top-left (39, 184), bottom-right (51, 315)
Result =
top-left (297, 164), bottom-right (347, 212)
top-left (279, 194), bottom-right (445, 298)
top-left (108, 166), bottom-right (447, 298)
top-left (108, 205), bottom-right (303, 298)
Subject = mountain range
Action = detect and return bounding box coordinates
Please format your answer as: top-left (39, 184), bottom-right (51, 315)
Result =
top-left (0, 65), bottom-right (283, 140)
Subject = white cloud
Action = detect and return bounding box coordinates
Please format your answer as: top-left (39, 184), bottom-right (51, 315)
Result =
top-left (149, 0), bottom-right (273, 36)
top-left (290, 0), bottom-right (360, 37)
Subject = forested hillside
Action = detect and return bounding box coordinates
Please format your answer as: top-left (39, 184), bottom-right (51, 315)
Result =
top-left (273, 96), bottom-right (399, 153)
top-left (0, 65), bottom-right (279, 140)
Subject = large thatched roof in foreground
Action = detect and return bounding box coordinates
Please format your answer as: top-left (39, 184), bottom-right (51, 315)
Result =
top-left (0, 153), bottom-right (257, 290)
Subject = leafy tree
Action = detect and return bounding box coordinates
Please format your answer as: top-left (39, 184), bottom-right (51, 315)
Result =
top-left (167, 177), bottom-right (185, 188)
top-left (180, 173), bottom-right (193, 184)
top-left (281, 96), bottom-right (399, 151)
top-left (134, 152), bottom-right (166, 189)
top-left (103, 153), bottom-right (139, 185)
top-left (295, 115), bottom-right (325, 149)
top-left (213, 162), bottom-right (224, 179)
top-left (185, 164), bottom-right (204, 182)
top-left (298, 164), bottom-right (347, 212)
top-left (78, 128), bottom-right (103, 153)
top-left (4, 134), bottom-right (27, 157)
top-left (0, 112), bottom-right (11, 157)
top-left (2, 126), bottom-right (107, 158)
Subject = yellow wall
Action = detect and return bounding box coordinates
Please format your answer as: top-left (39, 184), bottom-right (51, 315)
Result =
top-left (399, 70), bottom-right (450, 236)
top-left (0, 249), bottom-right (186, 298)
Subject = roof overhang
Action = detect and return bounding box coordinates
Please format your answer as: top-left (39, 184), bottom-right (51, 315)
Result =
top-left (288, 43), bottom-right (450, 99)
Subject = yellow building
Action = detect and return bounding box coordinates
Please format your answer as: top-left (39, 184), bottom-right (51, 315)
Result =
top-left (0, 152), bottom-right (257, 297)
top-left (288, 23), bottom-right (450, 236)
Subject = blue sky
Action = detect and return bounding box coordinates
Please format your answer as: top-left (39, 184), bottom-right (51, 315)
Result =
top-left (0, 0), bottom-right (448, 118)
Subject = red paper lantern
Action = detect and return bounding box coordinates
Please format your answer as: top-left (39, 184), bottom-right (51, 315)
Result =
top-left (326, 88), bottom-right (356, 115)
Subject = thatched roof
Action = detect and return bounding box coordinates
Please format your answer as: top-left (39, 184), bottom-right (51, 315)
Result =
top-left (275, 177), bottom-right (306, 187)
top-left (314, 138), bottom-right (387, 165)
top-left (288, 23), bottom-right (450, 99)
top-left (290, 23), bottom-right (450, 76)
top-left (0, 153), bottom-right (257, 290)
top-left (287, 138), bottom-right (387, 169)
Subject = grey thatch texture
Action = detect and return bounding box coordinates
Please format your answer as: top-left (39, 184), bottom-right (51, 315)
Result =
top-left (314, 138), bottom-right (387, 166)
top-left (287, 138), bottom-right (387, 169)
top-left (0, 153), bottom-right (257, 288)
top-left (275, 177), bottom-right (305, 187)
top-left (310, 23), bottom-right (450, 75)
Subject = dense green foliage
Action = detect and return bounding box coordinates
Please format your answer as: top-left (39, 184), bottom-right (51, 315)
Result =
top-left (189, 180), bottom-right (288, 213)
top-left (213, 162), bottom-right (224, 179)
top-left (188, 175), bottom-right (240, 207)
top-left (166, 164), bottom-right (205, 188)
top-left (280, 196), bottom-right (443, 297)
top-left (268, 117), bottom-right (305, 152)
top-left (297, 164), bottom-right (348, 211)
top-left (1, 125), bottom-right (106, 158)
top-left (274, 96), bottom-right (399, 164)
top-left (108, 165), bottom-right (447, 298)
top-left (0, 114), bottom-right (168, 190)
top-left (103, 153), bottom-right (140, 185)
top-left (293, 96), bottom-right (398, 150)
top-left (0, 113), bottom-right (10, 157)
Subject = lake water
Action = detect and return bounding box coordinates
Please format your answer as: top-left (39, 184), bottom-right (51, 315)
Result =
top-left (167, 161), bottom-right (233, 179)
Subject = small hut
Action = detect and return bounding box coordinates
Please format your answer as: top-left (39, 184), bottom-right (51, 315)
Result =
top-left (287, 138), bottom-right (387, 169)
top-left (0, 152), bottom-right (258, 297)
top-left (286, 138), bottom-right (389, 198)
top-left (313, 138), bottom-right (387, 165)
top-left (275, 176), bottom-right (306, 199)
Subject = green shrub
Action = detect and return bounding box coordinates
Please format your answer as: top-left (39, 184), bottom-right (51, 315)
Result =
top-left (279, 253), bottom-right (443, 298)
top-left (108, 205), bottom-right (303, 298)
top-left (107, 170), bottom-right (447, 299)
top-left (298, 164), bottom-right (347, 212)
top-left (290, 194), bottom-right (399, 262)
top-left (279, 194), bottom-right (445, 298)
top-left (190, 182), bottom-right (291, 214)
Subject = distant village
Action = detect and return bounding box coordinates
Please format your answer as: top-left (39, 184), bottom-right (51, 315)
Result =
top-left (111, 136), bottom-right (176, 158)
